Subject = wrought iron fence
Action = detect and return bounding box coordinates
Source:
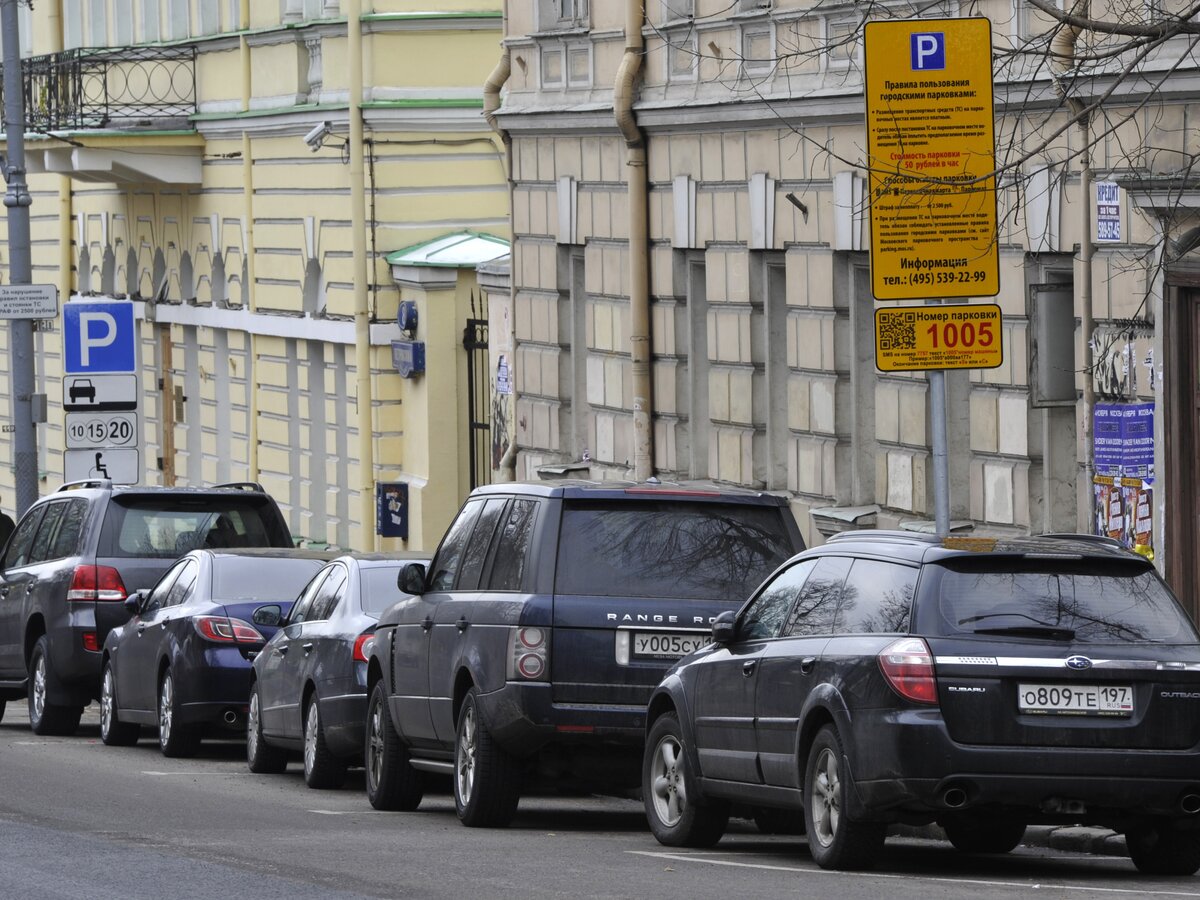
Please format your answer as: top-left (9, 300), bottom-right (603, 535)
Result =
top-left (2, 45), bottom-right (196, 132)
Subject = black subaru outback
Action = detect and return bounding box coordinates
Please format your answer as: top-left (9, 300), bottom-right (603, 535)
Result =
top-left (0, 479), bottom-right (293, 734)
top-left (362, 479), bottom-right (805, 827)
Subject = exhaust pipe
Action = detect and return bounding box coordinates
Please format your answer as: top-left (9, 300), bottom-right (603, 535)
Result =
top-left (942, 786), bottom-right (969, 809)
top-left (1180, 793), bottom-right (1200, 815)
top-left (223, 709), bottom-right (239, 726)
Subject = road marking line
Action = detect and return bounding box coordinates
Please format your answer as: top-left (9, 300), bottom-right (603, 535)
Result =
top-left (627, 851), bottom-right (1200, 897)
top-left (307, 810), bottom-right (392, 816)
top-left (140, 771), bottom-right (248, 776)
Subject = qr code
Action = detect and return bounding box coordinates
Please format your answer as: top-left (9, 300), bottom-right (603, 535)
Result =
top-left (879, 312), bottom-right (917, 350)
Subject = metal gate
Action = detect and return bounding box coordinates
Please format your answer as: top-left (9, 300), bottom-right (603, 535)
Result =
top-left (463, 302), bottom-right (490, 490)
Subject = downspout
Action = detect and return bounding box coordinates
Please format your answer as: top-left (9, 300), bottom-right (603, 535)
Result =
top-left (348, 0), bottom-right (376, 549)
top-left (483, 1), bottom-right (518, 482)
top-left (1052, 3), bottom-right (1095, 529)
top-left (615, 0), bottom-right (653, 481)
top-left (48, 0), bottom-right (71, 302)
top-left (240, 1), bottom-right (260, 483)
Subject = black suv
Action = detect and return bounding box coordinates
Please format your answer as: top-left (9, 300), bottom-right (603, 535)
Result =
top-left (0, 479), bottom-right (293, 734)
top-left (643, 531), bottom-right (1200, 875)
top-left (362, 480), bottom-right (805, 826)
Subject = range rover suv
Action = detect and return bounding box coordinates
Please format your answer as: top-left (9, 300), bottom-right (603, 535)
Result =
top-left (0, 479), bottom-right (293, 735)
top-left (363, 479), bottom-right (805, 826)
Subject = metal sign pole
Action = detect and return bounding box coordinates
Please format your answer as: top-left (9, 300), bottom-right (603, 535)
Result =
top-left (1, 0), bottom-right (38, 516)
top-left (930, 368), bottom-right (950, 535)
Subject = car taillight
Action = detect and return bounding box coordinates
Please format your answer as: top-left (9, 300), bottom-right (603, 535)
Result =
top-left (193, 616), bottom-right (264, 644)
top-left (353, 632), bottom-right (376, 662)
top-left (81, 632), bottom-right (100, 652)
top-left (66, 565), bottom-right (127, 602)
top-left (878, 637), bottom-right (938, 705)
top-left (506, 626), bottom-right (548, 681)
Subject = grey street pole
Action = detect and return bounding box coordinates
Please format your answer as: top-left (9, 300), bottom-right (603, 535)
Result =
top-left (1, 0), bottom-right (38, 516)
top-left (930, 368), bottom-right (950, 536)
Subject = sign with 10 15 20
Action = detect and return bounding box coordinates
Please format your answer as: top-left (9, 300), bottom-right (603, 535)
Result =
top-left (65, 412), bottom-right (138, 450)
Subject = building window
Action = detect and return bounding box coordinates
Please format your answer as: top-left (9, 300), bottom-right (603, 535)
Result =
top-left (538, 0), bottom-right (588, 32)
top-left (113, 0), bottom-right (133, 44)
top-left (140, 0), bottom-right (161, 42)
top-left (64, 0), bottom-right (82, 49)
top-left (668, 33), bottom-right (698, 81)
top-left (566, 43), bottom-right (591, 87)
top-left (541, 46), bottom-right (564, 87)
top-left (198, 0), bottom-right (220, 35)
top-left (168, 0), bottom-right (190, 39)
top-left (89, 0), bottom-right (106, 45)
top-left (661, 0), bottom-right (694, 21)
top-left (738, 0), bottom-right (772, 10)
top-left (741, 24), bottom-right (773, 74)
top-left (825, 17), bottom-right (860, 70)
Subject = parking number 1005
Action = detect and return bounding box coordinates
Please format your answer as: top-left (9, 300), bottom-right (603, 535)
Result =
top-left (925, 320), bottom-right (994, 349)
top-left (68, 418), bottom-right (133, 445)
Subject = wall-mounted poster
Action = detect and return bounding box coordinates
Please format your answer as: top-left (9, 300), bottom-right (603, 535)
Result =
top-left (1092, 402), bottom-right (1155, 557)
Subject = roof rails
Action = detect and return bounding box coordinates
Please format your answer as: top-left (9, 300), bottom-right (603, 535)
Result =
top-left (56, 478), bottom-right (113, 492)
top-left (825, 530), bottom-right (940, 544)
top-left (213, 482), bottom-right (266, 492)
top-left (1040, 533), bottom-right (1126, 549)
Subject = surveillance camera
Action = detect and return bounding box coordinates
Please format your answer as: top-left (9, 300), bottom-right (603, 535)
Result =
top-left (304, 121), bottom-right (331, 151)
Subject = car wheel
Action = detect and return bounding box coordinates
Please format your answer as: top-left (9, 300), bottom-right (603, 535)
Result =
top-left (27, 635), bottom-right (83, 736)
top-left (454, 687), bottom-right (520, 828)
top-left (752, 806), bottom-right (806, 836)
top-left (643, 712), bottom-right (729, 847)
top-left (364, 680), bottom-right (423, 811)
top-left (1127, 824), bottom-right (1200, 876)
top-left (157, 668), bottom-right (199, 758)
top-left (246, 682), bottom-right (288, 774)
top-left (303, 695), bottom-right (346, 789)
top-left (99, 661), bottom-right (140, 747)
top-left (941, 816), bottom-right (1025, 854)
top-left (803, 724), bottom-right (885, 870)
top-left (0, 698), bottom-right (5, 723)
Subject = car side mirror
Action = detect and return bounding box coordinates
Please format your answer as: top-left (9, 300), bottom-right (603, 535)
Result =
top-left (398, 562), bottom-right (427, 596)
top-left (124, 591), bottom-right (146, 615)
top-left (711, 610), bottom-right (737, 645)
top-left (252, 604), bottom-right (282, 628)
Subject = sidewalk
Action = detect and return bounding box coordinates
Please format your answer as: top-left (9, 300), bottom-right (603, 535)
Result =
top-left (895, 824), bottom-right (1128, 857)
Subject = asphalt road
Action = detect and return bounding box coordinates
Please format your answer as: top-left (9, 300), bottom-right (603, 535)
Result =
top-left (1, 706), bottom-right (1199, 899)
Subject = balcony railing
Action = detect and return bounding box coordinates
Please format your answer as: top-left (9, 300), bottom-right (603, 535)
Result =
top-left (3, 45), bottom-right (196, 132)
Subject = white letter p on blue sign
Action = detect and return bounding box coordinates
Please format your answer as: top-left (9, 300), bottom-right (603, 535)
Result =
top-left (63, 300), bottom-right (137, 374)
top-left (911, 32), bottom-right (945, 70)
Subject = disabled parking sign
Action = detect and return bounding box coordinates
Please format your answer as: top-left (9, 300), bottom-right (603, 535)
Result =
top-left (63, 300), bottom-right (137, 374)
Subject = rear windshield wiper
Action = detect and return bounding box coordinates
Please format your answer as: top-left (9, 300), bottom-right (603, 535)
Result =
top-left (970, 625), bottom-right (1076, 641)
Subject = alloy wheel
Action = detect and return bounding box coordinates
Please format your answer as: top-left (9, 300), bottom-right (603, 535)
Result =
top-left (456, 703), bottom-right (477, 805)
top-left (31, 653), bottom-right (46, 722)
top-left (159, 674), bottom-right (173, 743)
top-left (101, 668), bottom-right (115, 736)
top-left (247, 691), bottom-right (261, 759)
top-left (649, 734), bottom-right (686, 827)
top-left (304, 703), bottom-right (319, 778)
top-left (366, 696), bottom-right (384, 791)
top-left (810, 746), bottom-right (841, 848)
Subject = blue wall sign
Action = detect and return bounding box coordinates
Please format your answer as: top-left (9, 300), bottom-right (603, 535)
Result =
top-left (376, 483), bottom-right (409, 539)
top-left (63, 300), bottom-right (137, 374)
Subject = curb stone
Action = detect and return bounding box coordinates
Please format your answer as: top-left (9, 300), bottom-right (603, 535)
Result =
top-left (892, 823), bottom-right (1127, 857)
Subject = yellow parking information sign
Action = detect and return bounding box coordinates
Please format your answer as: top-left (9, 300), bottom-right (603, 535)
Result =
top-left (865, 18), bottom-right (999, 300)
top-left (875, 304), bottom-right (1002, 372)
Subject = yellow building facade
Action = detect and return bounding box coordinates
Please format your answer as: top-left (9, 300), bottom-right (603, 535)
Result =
top-left (0, 1), bottom-right (507, 550)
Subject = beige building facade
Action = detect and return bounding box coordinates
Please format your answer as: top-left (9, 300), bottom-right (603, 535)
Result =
top-left (0, 1), bottom-right (508, 550)
top-left (488, 1), bottom-right (1200, 605)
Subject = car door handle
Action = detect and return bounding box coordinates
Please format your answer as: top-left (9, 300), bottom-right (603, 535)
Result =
top-left (302, 642), bottom-right (314, 653)
top-left (456, 617), bottom-right (469, 633)
top-left (0, 587), bottom-right (9, 599)
top-left (800, 656), bottom-right (817, 675)
top-left (421, 617), bottom-right (433, 632)
top-left (277, 645), bottom-right (289, 656)
top-left (136, 624), bottom-right (146, 635)
top-left (742, 661), bottom-right (756, 677)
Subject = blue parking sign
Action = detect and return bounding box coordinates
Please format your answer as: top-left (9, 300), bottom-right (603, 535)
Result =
top-left (63, 300), bottom-right (137, 374)
top-left (911, 32), bottom-right (946, 70)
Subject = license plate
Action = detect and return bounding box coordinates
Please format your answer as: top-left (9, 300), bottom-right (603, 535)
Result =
top-left (1017, 683), bottom-right (1134, 716)
top-left (632, 631), bottom-right (707, 659)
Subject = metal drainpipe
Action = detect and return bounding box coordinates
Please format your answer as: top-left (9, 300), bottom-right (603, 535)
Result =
top-left (1052, 1), bottom-right (1095, 528)
top-left (48, 0), bottom-right (71, 305)
top-left (483, 1), bottom-right (518, 483)
top-left (615, 0), bottom-right (653, 481)
top-left (348, 0), bottom-right (376, 549)
top-left (240, 2), bottom-right (260, 483)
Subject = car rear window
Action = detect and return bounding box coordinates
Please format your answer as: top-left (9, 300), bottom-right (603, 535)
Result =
top-left (554, 500), bottom-right (797, 601)
top-left (361, 566), bottom-right (411, 616)
top-left (920, 559), bottom-right (1200, 644)
top-left (211, 557), bottom-right (326, 602)
top-left (101, 498), bottom-right (289, 559)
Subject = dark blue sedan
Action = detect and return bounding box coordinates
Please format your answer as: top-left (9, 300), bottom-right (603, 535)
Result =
top-left (246, 553), bottom-right (428, 788)
top-left (99, 548), bottom-right (335, 756)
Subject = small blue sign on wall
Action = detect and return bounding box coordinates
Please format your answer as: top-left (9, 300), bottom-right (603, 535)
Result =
top-left (391, 340), bottom-right (426, 379)
top-left (63, 300), bottom-right (137, 374)
top-left (376, 482), bottom-right (409, 539)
